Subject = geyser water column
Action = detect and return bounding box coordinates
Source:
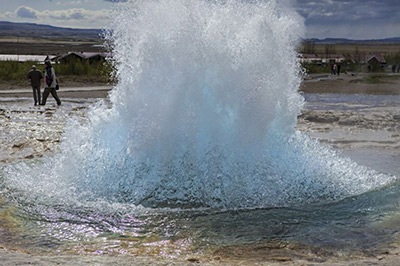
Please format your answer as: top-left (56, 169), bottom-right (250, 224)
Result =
top-left (2, 0), bottom-right (395, 210)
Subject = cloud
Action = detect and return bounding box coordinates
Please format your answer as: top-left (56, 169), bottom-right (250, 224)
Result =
top-left (296, 0), bottom-right (400, 24)
top-left (14, 6), bottom-right (109, 21)
top-left (7, 5), bottom-right (111, 28)
top-left (103, 0), bottom-right (128, 2)
top-left (295, 0), bottom-right (400, 38)
top-left (0, 11), bottom-right (13, 20)
top-left (16, 6), bottom-right (37, 19)
top-left (57, 1), bottom-right (86, 6)
top-left (44, 9), bottom-right (90, 20)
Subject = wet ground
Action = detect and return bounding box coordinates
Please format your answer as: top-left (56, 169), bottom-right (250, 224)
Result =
top-left (0, 93), bottom-right (400, 265)
top-left (0, 97), bottom-right (99, 163)
top-left (299, 93), bottom-right (400, 155)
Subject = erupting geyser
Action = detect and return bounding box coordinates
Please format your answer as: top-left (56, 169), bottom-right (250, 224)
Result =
top-left (2, 0), bottom-right (395, 210)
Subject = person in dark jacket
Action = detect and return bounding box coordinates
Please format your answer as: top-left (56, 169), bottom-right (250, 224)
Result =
top-left (27, 65), bottom-right (43, 106)
top-left (41, 61), bottom-right (61, 106)
top-left (337, 63), bottom-right (341, 76)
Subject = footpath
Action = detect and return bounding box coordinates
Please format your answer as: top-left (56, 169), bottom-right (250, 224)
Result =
top-left (0, 86), bottom-right (112, 98)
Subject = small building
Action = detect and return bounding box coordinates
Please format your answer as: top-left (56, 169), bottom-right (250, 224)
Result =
top-left (298, 53), bottom-right (346, 64)
top-left (365, 54), bottom-right (387, 71)
top-left (318, 54), bottom-right (346, 64)
top-left (348, 53), bottom-right (386, 66)
top-left (298, 54), bottom-right (322, 64)
top-left (54, 52), bottom-right (110, 64)
top-left (365, 54), bottom-right (387, 67)
top-left (0, 54), bottom-right (54, 62)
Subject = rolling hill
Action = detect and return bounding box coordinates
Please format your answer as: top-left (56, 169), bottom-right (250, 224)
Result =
top-left (0, 21), bottom-right (103, 41)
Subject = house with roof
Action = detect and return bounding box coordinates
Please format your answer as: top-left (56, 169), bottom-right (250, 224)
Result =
top-left (53, 52), bottom-right (111, 64)
top-left (298, 53), bottom-right (346, 64)
top-left (346, 53), bottom-right (387, 71)
top-left (348, 53), bottom-right (386, 65)
top-left (0, 54), bottom-right (55, 62)
top-left (365, 54), bottom-right (387, 66)
top-left (298, 54), bottom-right (322, 64)
top-left (364, 54), bottom-right (387, 71)
top-left (319, 53), bottom-right (346, 64)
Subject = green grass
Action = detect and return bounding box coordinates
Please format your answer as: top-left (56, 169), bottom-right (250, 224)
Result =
top-left (301, 61), bottom-right (362, 74)
top-left (54, 60), bottom-right (113, 83)
top-left (302, 61), bottom-right (388, 74)
top-left (302, 64), bottom-right (331, 74)
top-left (0, 60), bottom-right (113, 84)
top-left (0, 61), bottom-right (31, 81)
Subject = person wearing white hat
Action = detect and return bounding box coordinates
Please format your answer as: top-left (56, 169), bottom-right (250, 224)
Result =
top-left (27, 65), bottom-right (43, 106)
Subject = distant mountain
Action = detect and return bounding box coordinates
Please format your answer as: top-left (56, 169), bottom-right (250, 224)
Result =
top-left (1, 21), bottom-right (399, 44)
top-left (0, 21), bottom-right (102, 41)
top-left (304, 37), bottom-right (400, 44)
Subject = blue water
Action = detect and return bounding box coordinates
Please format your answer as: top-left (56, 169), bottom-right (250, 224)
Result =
top-left (2, 178), bottom-right (399, 256)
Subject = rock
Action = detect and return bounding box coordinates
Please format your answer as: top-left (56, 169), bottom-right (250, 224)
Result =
top-left (270, 256), bottom-right (292, 262)
top-left (393, 115), bottom-right (400, 121)
top-left (12, 142), bottom-right (25, 148)
top-left (187, 257), bottom-right (200, 262)
top-left (305, 115), bottom-right (339, 123)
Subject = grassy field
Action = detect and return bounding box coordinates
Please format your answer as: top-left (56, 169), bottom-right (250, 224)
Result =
top-left (0, 37), bottom-right (105, 55)
top-left (1, 39), bottom-right (400, 88)
top-left (2, 38), bottom-right (399, 58)
top-left (0, 59), bottom-right (113, 90)
top-left (0, 37), bottom-right (112, 89)
top-left (299, 42), bottom-right (400, 74)
top-left (311, 43), bottom-right (400, 55)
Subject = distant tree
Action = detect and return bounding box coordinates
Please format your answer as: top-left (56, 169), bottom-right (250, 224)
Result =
top-left (324, 44), bottom-right (336, 56)
top-left (301, 40), bottom-right (316, 54)
top-left (385, 51), bottom-right (400, 65)
top-left (353, 46), bottom-right (363, 64)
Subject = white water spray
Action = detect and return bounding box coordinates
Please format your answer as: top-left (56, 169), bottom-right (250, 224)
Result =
top-left (2, 0), bottom-right (395, 209)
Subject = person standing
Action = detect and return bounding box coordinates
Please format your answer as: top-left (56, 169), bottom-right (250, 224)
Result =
top-left (41, 61), bottom-right (61, 106)
top-left (337, 63), bottom-right (341, 76)
top-left (27, 65), bottom-right (43, 106)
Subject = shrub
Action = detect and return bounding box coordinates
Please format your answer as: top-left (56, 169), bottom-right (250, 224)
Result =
top-left (0, 59), bottom-right (113, 83)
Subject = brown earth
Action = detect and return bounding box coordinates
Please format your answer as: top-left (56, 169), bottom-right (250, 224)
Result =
top-left (0, 79), bottom-right (110, 91)
top-left (300, 72), bottom-right (400, 95)
top-left (311, 43), bottom-right (400, 55)
top-left (0, 89), bottom-right (110, 99)
top-left (0, 38), bottom-right (105, 55)
top-left (2, 72), bottom-right (400, 95)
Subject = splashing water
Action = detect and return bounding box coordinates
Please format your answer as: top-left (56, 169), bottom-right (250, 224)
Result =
top-left (1, 0), bottom-right (395, 210)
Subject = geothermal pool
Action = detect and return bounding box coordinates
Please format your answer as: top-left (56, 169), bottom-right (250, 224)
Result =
top-left (1, 93), bottom-right (400, 262)
top-left (1, 0), bottom-right (399, 263)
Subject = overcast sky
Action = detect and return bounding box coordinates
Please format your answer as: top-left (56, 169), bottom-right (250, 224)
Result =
top-left (0, 0), bottom-right (399, 40)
